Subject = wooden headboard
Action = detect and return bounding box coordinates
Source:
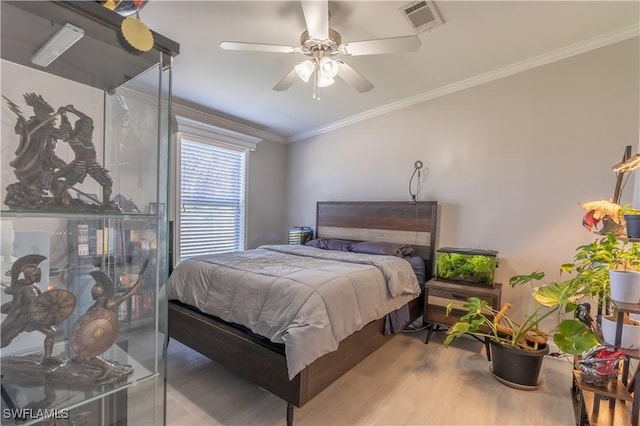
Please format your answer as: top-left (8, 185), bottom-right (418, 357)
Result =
top-left (316, 201), bottom-right (438, 278)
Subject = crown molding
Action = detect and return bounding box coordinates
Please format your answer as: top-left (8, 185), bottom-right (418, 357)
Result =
top-left (116, 87), bottom-right (284, 145)
top-left (172, 101), bottom-right (286, 145)
top-left (175, 114), bottom-right (262, 151)
top-left (288, 24), bottom-right (640, 143)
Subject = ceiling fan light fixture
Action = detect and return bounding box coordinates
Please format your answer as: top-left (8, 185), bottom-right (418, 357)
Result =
top-left (295, 60), bottom-right (315, 82)
top-left (318, 57), bottom-right (338, 79)
top-left (316, 76), bottom-right (335, 88)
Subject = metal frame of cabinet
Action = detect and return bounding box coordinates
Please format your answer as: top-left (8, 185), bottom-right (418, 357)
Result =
top-left (0, 2), bottom-right (178, 425)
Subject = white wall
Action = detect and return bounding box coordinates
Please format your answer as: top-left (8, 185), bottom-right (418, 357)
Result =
top-left (246, 138), bottom-right (287, 248)
top-left (285, 38), bottom-right (639, 317)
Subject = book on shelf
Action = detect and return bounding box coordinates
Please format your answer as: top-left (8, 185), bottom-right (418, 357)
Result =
top-left (88, 223), bottom-right (98, 255)
top-left (74, 222), bottom-right (139, 265)
top-left (117, 301), bottom-right (128, 323)
top-left (77, 224), bottom-right (89, 257)
top-left (103, 226), bottom-right (109, 256)
top-left (128, 292), bottom-right (155, 320)
top-left (96, 229), bottom-right (103, 255)
top-left (130, 294), bottom-right (138, 320)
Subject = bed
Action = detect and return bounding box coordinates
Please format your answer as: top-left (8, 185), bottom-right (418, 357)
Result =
top-left (167, 201), bottom-right (438, 425)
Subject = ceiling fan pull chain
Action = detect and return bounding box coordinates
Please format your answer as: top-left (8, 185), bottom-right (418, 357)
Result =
top-left (313, 68), bottom-right (318, 100)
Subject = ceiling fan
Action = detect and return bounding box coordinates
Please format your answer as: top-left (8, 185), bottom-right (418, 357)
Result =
top-left (219, 0), bottom-right (422, 97)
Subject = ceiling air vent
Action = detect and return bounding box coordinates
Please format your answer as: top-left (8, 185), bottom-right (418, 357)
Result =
top-left (400, 1), bottom-right (443, 34)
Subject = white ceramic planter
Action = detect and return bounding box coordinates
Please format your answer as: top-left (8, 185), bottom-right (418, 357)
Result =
top-left (601, 316), bottom-right (640, 349)
top-left (609, 270), bottom-right (640, 304)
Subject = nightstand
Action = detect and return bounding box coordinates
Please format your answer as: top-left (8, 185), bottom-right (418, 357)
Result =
top-left (423, 278), bottom-right (502, 358)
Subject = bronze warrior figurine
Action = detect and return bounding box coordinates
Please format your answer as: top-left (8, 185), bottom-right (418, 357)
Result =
top-left (3, 94), bottom-right (71, 208)
top-left (57, 105), bottom-right (114, 206)
top-left (70, 259), bottom-right (148, 382)
top-left (1, 254), bottom-right (76, 365)
top-left (2, 94), bottom-right (119, 211)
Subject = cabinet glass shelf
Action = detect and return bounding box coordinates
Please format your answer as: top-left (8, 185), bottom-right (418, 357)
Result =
top-left (0, 211), bottom-right (162, 219)
top-left (1, 340), bottom-right (157, 426)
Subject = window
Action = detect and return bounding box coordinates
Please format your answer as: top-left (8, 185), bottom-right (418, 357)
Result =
top-left (177, 136), bottom-right (246, 260)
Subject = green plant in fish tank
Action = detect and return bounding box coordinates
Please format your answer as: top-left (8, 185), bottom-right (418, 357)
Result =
top-left (435, 248), bottom-right (497, 284)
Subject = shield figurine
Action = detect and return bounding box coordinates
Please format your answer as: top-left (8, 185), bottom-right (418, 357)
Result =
top-left (29, 288), bottom-right (76, 326)
top-left (70, 308), bottom-right (119, 358)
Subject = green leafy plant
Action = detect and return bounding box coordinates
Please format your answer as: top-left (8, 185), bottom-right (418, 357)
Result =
top-left (623, 207), bottom-right (640, 215)
top-left (444, 232), bottom-right (640, 356)
top-left (443, 271), bottom-right (599, 355)
top-left (436, 252), bottom-right (496, 284)
top-left (619, 202), bottom-right (640, 215)
top-left (561, 233), bottom-right (640, 307)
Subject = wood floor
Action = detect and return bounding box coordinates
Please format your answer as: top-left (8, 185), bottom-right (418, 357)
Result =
top-left (165, 328), bottom-right (578, 425)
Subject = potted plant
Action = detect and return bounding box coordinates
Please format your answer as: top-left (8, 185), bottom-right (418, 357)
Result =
top-left (564, 233), bottom-right (640, 304)
top-left (579, 199), bottom-right (625, 236)
top-left (443, 271), bottom-right (599, 388)
top-left (563, 232), bottom-right (640, 348)
top-left (623, 206), bottom-right (640, 239)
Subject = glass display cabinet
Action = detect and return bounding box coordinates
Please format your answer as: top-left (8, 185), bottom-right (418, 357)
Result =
top-left (0, 2), bottom-right (179, 425)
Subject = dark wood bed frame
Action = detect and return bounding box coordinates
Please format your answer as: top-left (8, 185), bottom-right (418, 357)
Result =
top-left (168, 201), bottom-right (438, 425)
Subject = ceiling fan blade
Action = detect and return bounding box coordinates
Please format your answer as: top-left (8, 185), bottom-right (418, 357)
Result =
top-left (336, 61), bottom-right (374, 93)
top-left (301, 0), bottom-right (328, 40)
top-left (273, 69), bottom-right (299, 91)
top-left (219, 41), bottom-right (298, 54)
top-left (340, 35), bottom-right (421, 56)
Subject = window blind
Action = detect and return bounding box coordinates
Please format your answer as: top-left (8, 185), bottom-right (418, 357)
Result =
top-left (179, 138), bottom-right (245, 260)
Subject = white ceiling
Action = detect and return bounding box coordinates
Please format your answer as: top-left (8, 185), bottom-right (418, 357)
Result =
top-left (140, 1), bottom-right (639, 143)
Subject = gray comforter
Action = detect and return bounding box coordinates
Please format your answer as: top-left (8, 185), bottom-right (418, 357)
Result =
top-left (167, 245), bottom-right (421, 379)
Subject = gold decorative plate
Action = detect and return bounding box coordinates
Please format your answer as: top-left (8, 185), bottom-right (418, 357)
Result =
top-left (121, 16), bottom-right (154, 53)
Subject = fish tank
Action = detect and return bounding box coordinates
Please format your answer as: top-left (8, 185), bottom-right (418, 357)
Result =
top-left (435, 247), bottom-right (498, 287)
